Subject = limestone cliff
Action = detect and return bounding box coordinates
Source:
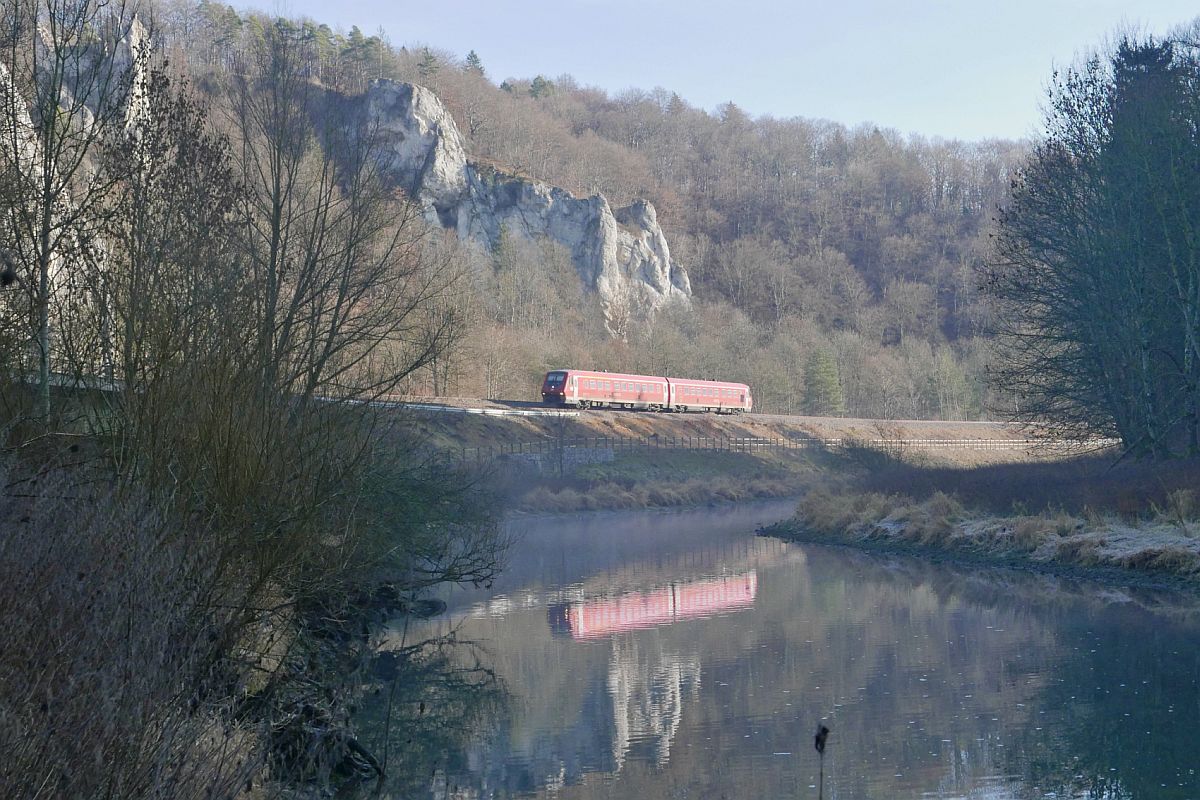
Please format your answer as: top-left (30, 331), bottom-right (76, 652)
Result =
top-left (366, 81), bottom-right (691, 324)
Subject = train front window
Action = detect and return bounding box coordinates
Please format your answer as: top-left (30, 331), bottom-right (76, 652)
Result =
top-left (545, 371), bottom-right (566, 387)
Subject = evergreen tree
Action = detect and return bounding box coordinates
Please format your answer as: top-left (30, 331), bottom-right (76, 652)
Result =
top-left (529, 75), bottom-right (553, 99)
top-left (803, 350), bottom-right (845, 416)
top-left (417, 47), bottom-right (439, 79)
top-left (465, 50), bottom-right (485, 77)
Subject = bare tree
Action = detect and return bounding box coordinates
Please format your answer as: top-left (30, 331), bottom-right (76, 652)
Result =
top-left (989, 37), bottom-right (1200, 455)
top-left (227, 22), bottom-right (462, 411)
top-left (0, 0), bottom-right (139, 419)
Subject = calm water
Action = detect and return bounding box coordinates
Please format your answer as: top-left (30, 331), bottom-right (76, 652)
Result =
top-left (364, 500), bottom-right (1200, 799)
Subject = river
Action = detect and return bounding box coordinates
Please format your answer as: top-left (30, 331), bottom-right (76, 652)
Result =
top-left (362, 499), bottom-right (1200, 799)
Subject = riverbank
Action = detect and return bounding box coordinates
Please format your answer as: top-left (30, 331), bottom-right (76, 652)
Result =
top-left (765, 454), bottom-right (1200, 590)
top-left (510, 449), bottom-right (816, 512)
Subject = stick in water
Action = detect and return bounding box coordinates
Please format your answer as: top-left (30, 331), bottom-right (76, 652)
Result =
top-left (814, 724), bottom-right (830, 800)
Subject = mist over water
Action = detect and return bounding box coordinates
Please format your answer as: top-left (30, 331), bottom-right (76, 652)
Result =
top-left (365, 501), bottom-right (1200, 799)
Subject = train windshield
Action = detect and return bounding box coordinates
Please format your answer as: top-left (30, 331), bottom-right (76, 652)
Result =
top-left (545, 371), bottom-right (567, 387)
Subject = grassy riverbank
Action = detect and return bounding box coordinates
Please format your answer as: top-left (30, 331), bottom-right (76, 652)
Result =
top-left (767, 453), bottom-right (1200, 588)
top-left (511, 449), bottom-right (817, 512)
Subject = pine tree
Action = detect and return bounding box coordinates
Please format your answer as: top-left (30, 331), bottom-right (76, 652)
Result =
top-left (417, 47), bottom-right (439, 79)
top-left (529, 75), bottom-right (554, 99)
top-left (803, 350), bottom-right (845, 416)
top-left (464, 50), bottom-right (485, 77)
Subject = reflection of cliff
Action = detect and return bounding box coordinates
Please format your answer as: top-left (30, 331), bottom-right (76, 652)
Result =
top-left (607, 638), bottom-right (701, 771)
top-left (548, 572), bottom-right (757, 640)
top-left (397, 529), bottom-right (1200, 800)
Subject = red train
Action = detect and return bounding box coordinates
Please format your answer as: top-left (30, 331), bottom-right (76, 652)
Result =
top-left (541, 369), bottom-right (752, 413)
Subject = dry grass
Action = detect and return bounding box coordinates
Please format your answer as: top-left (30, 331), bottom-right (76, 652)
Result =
top-left (787, 482), bottom-right (1200, 581)
top-left (1053, 536), bottom-right (1107, 566)
top-left (518, 473), bottom-right (800, 513)
top-left (1117, 546), bottom-right (1200, 574)
top-left (890, 491), bottom-right (965, 545)
top-left (0, 471), bottom-right (263, 800)
top-left (853, 452), bottom-right (1200, 520)
top-left (795, 487), bottom-right (898, 536)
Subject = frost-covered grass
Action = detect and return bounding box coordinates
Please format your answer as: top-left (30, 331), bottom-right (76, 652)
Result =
top-left (782, 484), bottom-right (1200, 582)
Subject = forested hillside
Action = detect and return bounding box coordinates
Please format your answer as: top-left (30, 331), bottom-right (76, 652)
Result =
top-left (157, 1), bottom-right (1027, 418)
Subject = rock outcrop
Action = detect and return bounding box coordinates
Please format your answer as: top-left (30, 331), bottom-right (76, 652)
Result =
top-left (366, 81), bottom-right (690, 325)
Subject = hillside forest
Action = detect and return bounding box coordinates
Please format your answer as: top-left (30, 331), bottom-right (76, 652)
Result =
top-left (162, 0), bottom-right (1027, 419)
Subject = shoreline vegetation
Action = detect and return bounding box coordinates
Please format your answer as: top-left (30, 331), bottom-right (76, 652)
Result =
top-left (510, 450), bottom-right (815, 513)
top-left (765, 450), bottom-right (1200, 590)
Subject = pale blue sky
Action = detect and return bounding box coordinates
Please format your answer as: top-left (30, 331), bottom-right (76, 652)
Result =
top-left (262, 0), bottom-right (1198, 141)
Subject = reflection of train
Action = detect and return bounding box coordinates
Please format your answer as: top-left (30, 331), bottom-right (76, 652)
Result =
top-left (541, 369), bottom-right (752, 414)
top-left (548, 572), bottom-right (757, 640)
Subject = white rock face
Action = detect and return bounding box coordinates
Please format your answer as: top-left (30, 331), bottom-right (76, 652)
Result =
top-left (367, 80), bottom-right (690, 325)
top-left (368, 82), bottom-right (469, 224)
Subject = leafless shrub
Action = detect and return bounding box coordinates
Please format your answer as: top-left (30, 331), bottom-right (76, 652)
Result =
top-left (0, 470), bottom-right (262, 800)
top-left (1151, 489), bottom-right (1198, 536)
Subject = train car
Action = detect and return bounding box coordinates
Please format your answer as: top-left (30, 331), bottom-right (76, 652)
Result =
top-left (665, 377), bottom-right (752, 414)
top-left (541, 369), bottom-right (669, 410)
top-left (541, 369), bottom-right (752, 413)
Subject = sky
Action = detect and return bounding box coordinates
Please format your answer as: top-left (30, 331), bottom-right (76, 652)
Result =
top-left (260, 0), bottom-right (1199, 141)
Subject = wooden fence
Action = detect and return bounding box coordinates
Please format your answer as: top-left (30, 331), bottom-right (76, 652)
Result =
top-left (453, 435), bottom-right (1117, 463)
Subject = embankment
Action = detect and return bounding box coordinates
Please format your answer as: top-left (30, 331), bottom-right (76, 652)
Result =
top-left (765, 456), bottom-right (1200, 590)
top-left (399, 403), bottom-right (1052, 512)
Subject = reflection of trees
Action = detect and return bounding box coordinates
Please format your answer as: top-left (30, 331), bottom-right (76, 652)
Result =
top-left (352, 636), bottom-right (509, 799)
top-left (607, 637), bottom-right (701, 770)
top-left (995, 602), bottom-right (1200, 800)
top-left (366, 530), bottom-right (1200, 799)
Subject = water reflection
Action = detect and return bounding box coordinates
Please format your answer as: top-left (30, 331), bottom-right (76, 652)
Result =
top-left (353, 636), bottom-right (508, 799)
top-left (548, 572), bottom-right (756, 640)
top-left (365, 501), bottom-right (1200, 799)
